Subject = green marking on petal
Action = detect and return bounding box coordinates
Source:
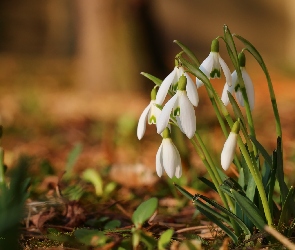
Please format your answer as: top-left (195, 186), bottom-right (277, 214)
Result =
top-left (210, 69), bottom-right (221, 78)
top-left (235, 83), bottom-right (240, 92)
top-left (178, 75), bottom-right (187, 90)
top-left (173, 107), bottom-right (180, 116)
top-left (148, 115), bottom-right (157, 124)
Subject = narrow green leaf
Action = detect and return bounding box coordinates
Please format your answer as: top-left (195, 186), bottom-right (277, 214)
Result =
top-left (276, 136), bottom-right (288, 204)
top-left (234, 34), bottom-right (282, 138)
top-left (74, 229), bottom-right (107, 246)
top-left (174, 40), bottom-right (200, 67)
top-left (64, 143), bottom-right (83, 180)
top-left (249, 136), bottom-right (272, 167)
top-left (245, 173), bottom-right (256, 202)
top-left (262, 161), bottom-right (272, 192)
top-left (234, 34), bottom-right (266, 72)
top-left (140, 72), bottom-right (162, 86)
top-left (174, 183), bottom-right (194, 200)
top-left (238, 168), bottom-right (245, 189)
top-left (140, 230), bottom-right (157, 250)
top-left (267, 151), bottom-right (277, 215)
top-left (82, 169), bottom-right (103, 196)
top-left (158, 229), bottom-right (174, 250)
top-left (198, 177), bottom-right (217, 193)
top-left (231, 190), bottom-right (266, 231)
top-left (197, 206), bottom-right (238, 244)
top-left (193, 195), bottom-right (233, 228)
top-left (278, 186), bottom-right (295, 228)
top-left (178, 56), bottom-right (208, 85)
top-left (223, 25), bottom-right (239, 68)
top-left (132, 197), bottom-right (158, 228)
top-left (199, 194), bottom-right (251, 236)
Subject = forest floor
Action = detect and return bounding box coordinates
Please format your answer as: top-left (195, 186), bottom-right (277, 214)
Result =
top-left (1, 56), bottom-right (295, 249)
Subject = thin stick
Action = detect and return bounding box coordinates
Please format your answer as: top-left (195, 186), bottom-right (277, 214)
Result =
top-left (264, 226), bottom-right (295, 250)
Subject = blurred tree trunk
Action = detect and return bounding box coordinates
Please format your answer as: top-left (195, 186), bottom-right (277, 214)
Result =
top-left (75, 0), bottom-right (143, 91)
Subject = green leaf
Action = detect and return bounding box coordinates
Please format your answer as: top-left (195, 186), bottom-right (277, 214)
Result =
top-left (278, 186), bottom-right (295, 228)
top-left (173, 40), bottom-right (200, 67)
top-left (198, 177), bottom-right (217, 193)
top-left (276, 136), bottom-right (288, 204)
top-left (140, 72), bottom-right (162, 86)
top-left (140, 230), bottom-right (157, 250)
top-left (174, 183), bottom-right (194, 200)
top-left (249, 136), bottom-right (272, 167)
top-left (197, 205), bottom-right (238, 244)
top-left (74, 229), bottom-right (107, 246)
top-left (198, 194), bottom-right (251, 236)
top-left (193, 195), bottom-right (233, 230)
top-left (104, 220), bottom-right (121, 230)
top-left (231, 190), bottom-right (266, 231)
top-left (223, 25), bottom-right (239, 68)
top-left (64, 143), bottom-right (83, 180)
top-left (234, 34), bottom-right (266, 72)
top-left (267, 151), bottom-right (277, 215)
top-left (132, 197), bottom-right (158, 228)
top-left (158, 229), bottom-right (174, 250)
top-left (82, 169), bottom-right (103, 196)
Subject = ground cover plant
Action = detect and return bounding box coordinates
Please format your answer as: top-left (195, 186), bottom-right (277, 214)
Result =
top-left (1, 25), bottom-right (295, 249)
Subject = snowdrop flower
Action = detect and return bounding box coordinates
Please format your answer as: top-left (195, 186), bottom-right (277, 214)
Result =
top-left (157, 75), bottom-right (197, 139)
top-left (221, 52), bottom-right (255, 110)
top-left (221, 120), bottom-right (240, 171)
top-left (196, 39), bottom-right (232, 88)
top-left (156, 127), bottom-right (182, 178)
top-left (137, 88), bottom-right (161, 140)
top-left (156, 66), bottom-right (198, 107)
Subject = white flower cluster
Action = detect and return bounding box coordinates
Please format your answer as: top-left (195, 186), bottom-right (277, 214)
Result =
top-left (137, 39), bottom-right (253, 178)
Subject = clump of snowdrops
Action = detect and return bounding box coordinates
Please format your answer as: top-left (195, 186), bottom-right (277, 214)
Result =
top-left (137, 25), bottom-right (295, 248)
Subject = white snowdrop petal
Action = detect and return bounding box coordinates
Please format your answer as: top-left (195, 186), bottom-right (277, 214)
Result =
top-left (176, 116), bottom-right (184, 133)
top-left (173, 144), bottom-right (182, 178)
top-left (241, 69), bottom-right (255, 110)
top-left (219, 56), bottom-right (232, 87)
top-left (211, 52), bottom-right (221, 78)
top-left (148, 101), bottom-right (161, 124)
top-left (176, 67), bottom-right (185, 79)
top-left (196, 53), bottom-right (214, 88)
top-left (199, 54), bottom-right (213, 77)
top-left (185, 72), bottom-right (199, 107)
top-left (221, 72), bottom-right (235, 106)
top-left (236, 90), bottom-right (244, 107)
top-left (221, 132), bottom-right (238, 171)
top-left (156, 143), bottom-right (164, 177)
top-left (162, 139), bottom-right (177, 178)
top-left (157, 94), bottom-right (178, 135)
top-left (137, 103), bottom-right (151, 140)
top-left (156, 68), bottom-right (177, 105)
top-left (179, 92), bottom-right (196, 139)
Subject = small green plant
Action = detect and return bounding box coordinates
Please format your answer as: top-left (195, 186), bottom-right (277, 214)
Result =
top-left (138, 25), bottom-right (295, 248)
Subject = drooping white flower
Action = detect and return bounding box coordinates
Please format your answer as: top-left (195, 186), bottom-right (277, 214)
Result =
top-left (221, 121), bottom-right (240, 171)
top-left (196, 39), bottom-right (232, 88)
top-left (157, 75), bottom-right (196, 139)
top-left (137, 88), bottom-right (161, 140)
top-left (156, 66), bottom-right (199, 107)
top-left (156, 128), bottom-right (182, 178)
top-left (221, 53), bottom-right (255, 110)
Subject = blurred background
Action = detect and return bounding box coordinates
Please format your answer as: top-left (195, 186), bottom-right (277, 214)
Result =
top-left (0, 0), bottom-right (295, 186)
